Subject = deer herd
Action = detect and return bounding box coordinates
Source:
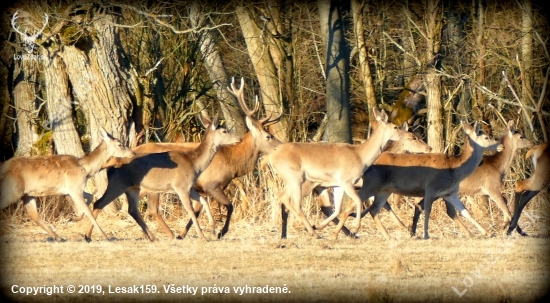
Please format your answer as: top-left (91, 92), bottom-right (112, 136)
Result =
top-left (1, 78), bottom-right (548, 243)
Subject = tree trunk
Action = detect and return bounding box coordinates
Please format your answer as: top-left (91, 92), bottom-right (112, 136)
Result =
top-left (190, 2), bottom-right (246, 136)
top-left (352, 0), bottom-right (377, 122)
top-left (62, 14), bottom-right (135, 199)
top-left (423, 0), bottom-right (444, 153)
top-left (12, 57), bottom-right (39, 157)
top-left (236, 5), bottom-right (288, 141)
top-left (475, 0), bottom-right (486, 116)
top-left (318, 0), bottom-right (352, 143)
top-left (521, 0), bottom-right (535, 139)
top-left (41, 48), bottom-right (84, 157)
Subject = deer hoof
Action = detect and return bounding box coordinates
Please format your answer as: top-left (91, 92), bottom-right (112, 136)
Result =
top-left (84, 235), bottom-right (92, 243)
top-left (517, 228), bottom-right (528, 237)
top-left (176, 235), bottom-right (184, 240)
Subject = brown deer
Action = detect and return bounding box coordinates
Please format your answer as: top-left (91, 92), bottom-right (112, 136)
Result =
top-left (83, 113), bottom-right (242, 242)
top-left (407, 120), bottom-right (534, 236)
top-left (507, 142), bottom-right (549, 236)
top-left (345, 121), bottom-right (503, 240)
top-left (98, 78), bottom-right (282, 239)
top-left (0, 128), bottom-right (135, 241)
top-left (278, 122), bottom-right (432, 239)
top-left (266, 108), bottom-right (403, 239)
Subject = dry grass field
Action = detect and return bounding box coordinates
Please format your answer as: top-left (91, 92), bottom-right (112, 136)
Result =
top-left (1, 189), bottom-right (549, 303)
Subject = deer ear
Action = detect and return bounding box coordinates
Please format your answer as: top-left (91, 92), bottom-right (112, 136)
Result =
top-left (461, 121), bottom-right (472, 134)
top-left (198, 113), bottom-right (211, 128)
top-left (210, 113), bottom-right (220, 130)
top-left (507, 120), bottom-right (515, 132)
top-left (401, 121), bottom-right (409, 131)
top-left (245, 116), bottom-right (259, 133)
top-left (99, 127), bottom-right (111, 141)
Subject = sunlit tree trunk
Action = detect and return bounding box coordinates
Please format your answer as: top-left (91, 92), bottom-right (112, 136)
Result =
top-left (352, 0), bottom-right (377, 122)
top-left (521, 0), bottom-right (536, 139)
top-left (318, 0), bottom-right (352, 143)
top-left (236, 5), bottom-right (288, 141)
top-left (12, 58), bottom-right (39, 157)
top-left (474, 0), bottom-right (486, 118)
top-left (190, 2), bottom-right (246, 136)
top-left (423, 0), bottom-right (443, 153)
top-left (41, 48), bottom-right (84, 157)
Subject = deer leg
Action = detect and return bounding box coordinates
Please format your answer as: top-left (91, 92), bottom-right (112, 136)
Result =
top-left (410, 199), bottom-right (424, 236)
top-left (206, 187), bottom-right (233, 238)
top-left (442, 199), bottom-right (472, 237)
top-left (315, 186), bottom-right (353, 237)
top-left (146, 193), bottom-right (175, 239)
top-left (422, 194), bottom-right (436, 240)
top-left (446, 195), bottom-right (487, 236)
top-left (70, 192), bottom-right (93, 222)
top-left (192, 190), bottom-right (215, 235)
top-left (84, 179), bottom-right (128, 242)
top-left (507, 190), bottom-right (539, 236)
top-left (176, 188), bottom-right (207, 241)
top-left (315, 186), bottom-right (345, 230)
top-left (283, 183), bottom-right (320, 239)
top-left (384, 201), bottom-right (409, 232)
top-left (70, 190), bottom-right (108, 241)
top-left (368, 193), bottom-right (392, 240)
top-left (125, 188), bottom-right (157, 242)
top-left (23, 196), bottom-right (63, 241)
top-left (178, 199), bottom-right (202, 239)
top-left (487, 192), bottom-right (513, 229)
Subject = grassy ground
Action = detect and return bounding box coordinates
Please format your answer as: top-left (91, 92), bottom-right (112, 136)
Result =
top-left (0, 192), bottom-right (549, 302)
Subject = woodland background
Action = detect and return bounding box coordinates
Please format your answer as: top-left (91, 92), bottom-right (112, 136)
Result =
top-left (0, 0), bottom-right (549, 231)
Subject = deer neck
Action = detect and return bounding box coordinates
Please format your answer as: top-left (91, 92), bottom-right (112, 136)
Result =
top-left (358, 126), bottom-right (391, 168)
top-left (192, 133), bottom-right (220, 175)
top-left (223, 132), bottom-right (258, 177)
top-left (454, 136), bottom-right (484, 181)
top-left (78, 140), bottom-right (109, 176)
top-left (487, 134), bottom-right (514, 174)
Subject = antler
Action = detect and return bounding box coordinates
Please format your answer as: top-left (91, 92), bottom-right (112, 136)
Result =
top-left (227, 77), bottom-right (259, 117)
top-left (227, 77), bottom-right (282, 127)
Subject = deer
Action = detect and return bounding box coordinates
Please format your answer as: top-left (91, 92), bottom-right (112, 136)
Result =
top-left (265, 107), bottom-right (403, 239)
top-left (406, 120), bottom-right (534, 237)
top-left (506, 142), bottom-right (549, 236)
top-left (277, 122), bottom-right (432, 239)
top-left (83, 113), bottom-right (242, 242)
top-left (97, 78), bottom-right (282, 240)
top-left (340, 121), bottom-right (503, 240)
top-left (0, 127), bottom-right (135, 241)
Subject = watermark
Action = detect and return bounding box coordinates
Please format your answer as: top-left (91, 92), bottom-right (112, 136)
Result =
top-left (13, 53), bottom-right (47, 61)
top-left (11, 10), bottom-right (48, 54)
top-left (450, 210), bottom-right (541, 297)
top-left (11, 283), bottom-right (291, 296)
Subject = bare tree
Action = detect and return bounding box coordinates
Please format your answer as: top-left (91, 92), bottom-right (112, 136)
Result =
top-left (318, 0), bottom-right (352, 143)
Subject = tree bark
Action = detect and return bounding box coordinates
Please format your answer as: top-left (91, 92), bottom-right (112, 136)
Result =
top-left (12, 57), bottom-right (39, 157)
top-left (521, 0), bottom-right (535, 139)
top-left (236, 5), bottom-right (288, 141)
top-left (41, 48), bottom-right (84, 157)
top-left (62, 14), bottom-right (135, 198)
top-left (475, 0), bottom-right (486, 114)
top-left (423, 0), bottom-right (444, 153)
top-left (318, 0), bottom-right (352, 143)
top-left (352, 0), bottom-right (377, 122)
top-left (190, 2), bottom-right (246, 136)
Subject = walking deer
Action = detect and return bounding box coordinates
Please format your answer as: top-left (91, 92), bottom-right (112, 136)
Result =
top-left (278, 122), bottom-right (432, 239)
top-left (507, 142), bottom-right (549, 236)
top-left (0, 128), bottom-right (134, 241)
top-left (407, 120), bottom-right (533, 236)
top-left (345, 121), bottom-right (503, 240)
top-left (266, 108), bottom-right (402, 239)
top-left (84, 114), bottom-right (242, 242)
top-left (98, 78), bottom-right (281, 239)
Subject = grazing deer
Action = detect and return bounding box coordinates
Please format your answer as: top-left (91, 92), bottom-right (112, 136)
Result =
top-left (407, 120), bottom-right (533, 236)
top-left (278, 122), bottom-right (432, 239)
top-left (506, 142), bottom-right (549, 236)
top-left (345, 121), bottom-right (503, 240)
top-left (99, 78), bottom-right (281, 239)
top-left (0, 128), bottom-right (135, 241)
top-left (266, 108), bottom-right (402, 239)
top-left (84, 114), bottom-right (241, 242)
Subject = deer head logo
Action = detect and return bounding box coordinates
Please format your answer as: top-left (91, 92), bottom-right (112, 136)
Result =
top-left (11, 10), bottom-right (48, 53)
